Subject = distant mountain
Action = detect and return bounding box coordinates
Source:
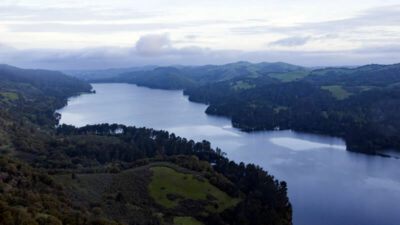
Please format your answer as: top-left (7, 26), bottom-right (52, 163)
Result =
top-left (63, 65), bottom-right (157, 80)
top-left (305, 63), bottom-right (400, 86)
top-left (0, 64), bottom-right (92, 127)
top-left (97, 61), bottom-right (308, 89)
top-left (111, 66), bottom-right (197, 90)
top-left (0, 64), bottom-right (92, 98)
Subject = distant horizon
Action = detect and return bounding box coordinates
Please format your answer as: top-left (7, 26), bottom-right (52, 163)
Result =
top-left (1, 44), bottom-right (399, 70)
top-left (1, 60), bottom-right (397, 72)
top-left (0, 1), bottom-right (400, 69)
top-left (61, 60), bottom-right (395, 71)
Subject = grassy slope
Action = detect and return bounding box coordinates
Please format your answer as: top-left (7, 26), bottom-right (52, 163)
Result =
top-left (1, 91), bottom-right (18, 101)
top-left (149, 166), bottom-right (241, 212)
top-left (173, 216), bottom-right (203, 225)
top-left (268, 70), bottom-right (311, 82)
top-left (55, 162), bottom-right (241, 225)
top-left (321, 85), bottom-right (353, 100)
top-left (232, 81), bottom-right (256, 90)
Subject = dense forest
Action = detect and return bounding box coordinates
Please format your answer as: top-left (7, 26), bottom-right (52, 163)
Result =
top-left (93, 61), bottom-right (306, 90)
top-left (0, 65), bottom-right (292, 225)
top-left (86, 61), bottom-right (400, 154)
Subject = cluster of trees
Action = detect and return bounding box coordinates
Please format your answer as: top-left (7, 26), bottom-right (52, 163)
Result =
top-left (54, 124), bottom-right (292, 225)
top-left (0, 156), bottom-right (126, 225)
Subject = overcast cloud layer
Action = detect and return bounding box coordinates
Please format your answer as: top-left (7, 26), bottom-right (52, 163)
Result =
top-left (0, 0), bottom-right (400, 69)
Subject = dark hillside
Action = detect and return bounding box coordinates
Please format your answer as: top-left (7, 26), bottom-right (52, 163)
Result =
top-left (96, 61), bottom-right (307, 90)
top-left (0, 64), bottom-right (292, 225)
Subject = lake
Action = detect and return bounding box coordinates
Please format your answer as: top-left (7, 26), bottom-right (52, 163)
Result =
top-left (57, 83), bottom-right (400, 225)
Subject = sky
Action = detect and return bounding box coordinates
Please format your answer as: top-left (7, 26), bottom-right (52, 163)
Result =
top-left (0, 0), bottom-right (400, 69)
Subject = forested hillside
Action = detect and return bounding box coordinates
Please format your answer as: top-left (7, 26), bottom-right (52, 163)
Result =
top-left (0, 64), bottom-right (92, 127)
top-left (185, 63), bottom-right (400, 154)
top-left (0, 65), bottom-right (292, 225)
top-left (64, 66), bottom-right (157, 81)
top-left (95, 61), bottom-right (307, 89)
top-left (92, 61), bottom-right (400, 154)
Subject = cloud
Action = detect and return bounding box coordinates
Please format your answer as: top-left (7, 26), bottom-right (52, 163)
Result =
top-left (231, 5), bottom-right (400, 35)
top-left (1, 33), bottom-right (400, 70)
top-left (185, 35), bottom-right (197, 40)
top-left (0, 34), bottom-right (213, 69)
top-left (269, 36), bottom-right (311, 47)
top-left (0, 4), bottom-right (159, 22)
top-left (135, 34), bottom-right (210, 57)
top-left (268, 34), bottom-right (338, 47)
top-left (0, 46), bottom-right (398, 71)
top-left (353, 45), bottom-right (400, 54)
top-left (135, 33), bottom-right (171, 56)
top-left (8, 22), bottom-right (183, 33)
top-left (2, 1), bottom-right (399, 62)
top-left (6, 19), bottom-right (239, 34)
top-left (0, 43), bottom-right (16, 52)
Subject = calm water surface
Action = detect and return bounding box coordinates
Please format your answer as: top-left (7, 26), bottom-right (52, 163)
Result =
top-left (57, 83), bottom-right (400, 225)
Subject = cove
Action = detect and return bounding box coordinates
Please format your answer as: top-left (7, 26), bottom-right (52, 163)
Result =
top-left (57, 83), bottom-right (400, 225)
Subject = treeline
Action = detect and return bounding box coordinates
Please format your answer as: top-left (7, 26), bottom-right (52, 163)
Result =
top-left (0, 156), bottom-right (126, 225)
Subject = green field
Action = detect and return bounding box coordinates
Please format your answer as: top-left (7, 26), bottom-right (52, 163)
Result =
top-left (268, 71), bottom-right (310, 82)
top-left (274, 106), bottom-right (288, 113)
top-left (0, 91), bottom-right (19, 103)
top-left (149, 166), bottom-right (240, 212)
top-left (232, 81), bottom-right (255, 90)
top-left (321, 85), bottom-right (352, 100)
top-left (310, 68), bottom-right (352, 76)
top-left (173, 217), bottom-right (203, 225)
top-left (388, 82), bottom-right (400, 88)
top-left (357, 86), bottom-right (375, 91)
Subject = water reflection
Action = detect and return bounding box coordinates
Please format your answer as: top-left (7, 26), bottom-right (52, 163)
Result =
top-left (57, 83), bottom-right (400, 225)
top-left (270, 137), bottom-right (346, 151)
